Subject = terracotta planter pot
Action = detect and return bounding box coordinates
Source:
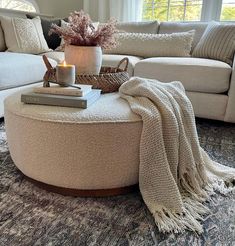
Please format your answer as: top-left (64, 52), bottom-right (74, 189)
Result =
top-left (65, 45), bottom-right (102, 75)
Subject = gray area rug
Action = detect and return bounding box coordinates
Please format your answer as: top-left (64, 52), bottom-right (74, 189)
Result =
top-left (0, 118), bottom-right (234, 246)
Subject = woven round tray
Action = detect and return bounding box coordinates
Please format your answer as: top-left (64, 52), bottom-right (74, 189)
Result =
top-left (43, 56), bottom-right (130, 93)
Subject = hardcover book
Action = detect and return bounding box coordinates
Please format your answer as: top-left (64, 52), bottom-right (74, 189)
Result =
top-left (21, 89), bottom-right (101, 109)
top-left (33, 84), bottom-right (93, 97)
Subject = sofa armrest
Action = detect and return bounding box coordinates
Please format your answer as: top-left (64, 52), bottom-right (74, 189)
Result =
top-left (224, 53), bottom-right (235, 122)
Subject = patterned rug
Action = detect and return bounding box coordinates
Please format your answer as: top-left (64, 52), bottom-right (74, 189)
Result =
top-left (0, 118), bottom-right (234, 246)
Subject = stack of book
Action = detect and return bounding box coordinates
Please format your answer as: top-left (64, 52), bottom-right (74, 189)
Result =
top-left (21, 84), bottom-right (101, 109)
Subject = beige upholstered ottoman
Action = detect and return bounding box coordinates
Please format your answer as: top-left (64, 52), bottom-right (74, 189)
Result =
top-left (4, 90), bottom-right (142, 196)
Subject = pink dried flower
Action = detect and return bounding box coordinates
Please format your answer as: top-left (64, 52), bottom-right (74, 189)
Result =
top-left (49, 10), bottom-right (119, 50)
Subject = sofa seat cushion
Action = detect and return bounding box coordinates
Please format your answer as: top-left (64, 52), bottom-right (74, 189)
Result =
top-left (0, 53), bottom-right (57, 90)
top-left (134, 57), bottom-right (232, 94)
top-left (41, 51), bottom-right (65, 63)
top-left (102, 54), bottom-right (143, 76)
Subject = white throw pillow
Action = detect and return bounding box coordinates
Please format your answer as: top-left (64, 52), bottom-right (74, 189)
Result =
top-left (0, 16), bottom-right (50, 54)
top-left (104, 31), bottom-right (195, 58)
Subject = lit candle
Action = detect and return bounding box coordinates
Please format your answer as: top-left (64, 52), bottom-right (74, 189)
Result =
top-left (56, 61), bottom-right (76, 85)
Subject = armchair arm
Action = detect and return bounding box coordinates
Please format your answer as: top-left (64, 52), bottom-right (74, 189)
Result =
top-left (225, 53), bottom-right (235, 122)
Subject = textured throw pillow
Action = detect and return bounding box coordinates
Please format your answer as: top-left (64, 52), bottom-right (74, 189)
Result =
top-left (0, 16), bottom-right (50, 54)
top-left (105, 31), bottom-right (195, 58)
top-left (193, 22), bottom-right (235, 66)
top-left (26, 14), bottom-right (62, 50)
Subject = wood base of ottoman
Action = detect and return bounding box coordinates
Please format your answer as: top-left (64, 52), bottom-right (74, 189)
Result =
top-left (24, 175), bottom-right (139, 197)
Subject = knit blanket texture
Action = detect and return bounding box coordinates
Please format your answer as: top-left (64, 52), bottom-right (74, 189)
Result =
top-left (119, 77), bottom-right (235, 234)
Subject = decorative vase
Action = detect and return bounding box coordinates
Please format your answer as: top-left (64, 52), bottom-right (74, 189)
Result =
top-left (65, 45), bottom-right (102, 75)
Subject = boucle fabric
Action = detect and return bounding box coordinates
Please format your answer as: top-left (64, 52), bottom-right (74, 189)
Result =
top-left (4, 91), bottom-right (142, 189)
top-left (105, 31), bottom-right (195, 58)
top-left (4, 91), bottom-right (141, 123)
top-left (119, 77), bottom-right (235, 233)
top-left (193, 22), bottom-right (235, 66)
top-left (5, 111), bottom-right (141, 189)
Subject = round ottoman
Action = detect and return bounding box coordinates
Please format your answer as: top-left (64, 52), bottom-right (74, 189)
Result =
top-left (4, 90), bottom-right (142, 196)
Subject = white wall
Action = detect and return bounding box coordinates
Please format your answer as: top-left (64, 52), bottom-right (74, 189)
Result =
top-left (36, 0), bottom-right (83, 18)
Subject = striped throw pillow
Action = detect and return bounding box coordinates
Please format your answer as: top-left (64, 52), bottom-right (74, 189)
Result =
top-left (193, 22), bottom-right (235, 66)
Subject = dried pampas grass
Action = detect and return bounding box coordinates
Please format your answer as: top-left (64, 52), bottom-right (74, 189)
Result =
top-left (49, 10), bottom-right (118, 50)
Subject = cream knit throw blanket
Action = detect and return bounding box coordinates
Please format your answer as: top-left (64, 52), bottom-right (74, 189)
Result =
top-left (119, 77), bottom-right (235, 234)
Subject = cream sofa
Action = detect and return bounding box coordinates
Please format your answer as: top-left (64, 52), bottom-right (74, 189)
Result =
top-left (101, 21), bottom-right (235, 123)
top-left (0, 18), bottom-right (235, 123)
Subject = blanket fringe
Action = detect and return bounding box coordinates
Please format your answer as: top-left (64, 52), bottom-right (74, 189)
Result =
top-left (152, 199), bottom-right (208, 234)
top-left (151, 176), bottom-right (235, 234)
top-left (151, 160), bottom-right (235, 234)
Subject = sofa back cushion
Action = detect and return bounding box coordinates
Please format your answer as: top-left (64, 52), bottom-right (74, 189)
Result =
top-left (116, 21), bottom-right (159, 34)
top-left (0, 21), bottom-right (6, 51)
top-left (193, 22), bottom-right (235, 66)
top-left (158, 22), bottom-right (208, 51)
top-left (105, 31), bottom-right (194, 58)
